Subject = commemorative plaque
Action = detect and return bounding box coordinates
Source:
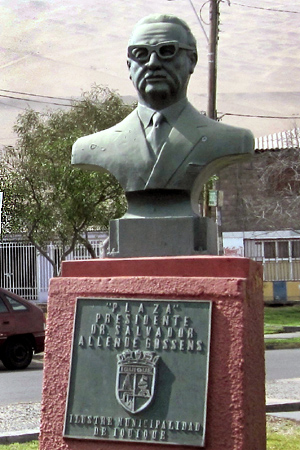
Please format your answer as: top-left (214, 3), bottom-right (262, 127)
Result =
top-left (64, 298), bottom-right (212, 447)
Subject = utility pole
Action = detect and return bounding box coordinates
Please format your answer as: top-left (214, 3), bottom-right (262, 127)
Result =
top-left (206, 0), bottom-right (222, 254)
top-left (0, 192), bottom-right (2, 234)
top-left (207, 0), bottom-right (220, 120)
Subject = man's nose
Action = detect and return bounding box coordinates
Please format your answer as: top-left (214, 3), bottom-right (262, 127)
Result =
top-left (146, 51), bottom-right (162, 68)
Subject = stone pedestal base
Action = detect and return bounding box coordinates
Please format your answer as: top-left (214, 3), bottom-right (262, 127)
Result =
top-left (39, 256), bottom-right (266, 450)
top-left (108, 217), bottom-right (218, 257)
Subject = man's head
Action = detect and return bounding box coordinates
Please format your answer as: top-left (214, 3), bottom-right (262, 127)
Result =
top-left (127, 14), bottom-right (198, 109)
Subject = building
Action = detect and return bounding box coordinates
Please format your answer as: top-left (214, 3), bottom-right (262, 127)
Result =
top-left (223, 230), bottom-right (300, 303)
top-left (219, 128), bottom-right (300, 303)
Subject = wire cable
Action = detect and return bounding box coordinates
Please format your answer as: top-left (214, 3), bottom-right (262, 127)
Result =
top-left (167, 0), bottom-right (209, 42)
top-left (0, 93), bottom-right (73, 107)
top-left (0, 88), bottom-right (74, 102)
top-left (188, 0), bottom-right (209, 42)
top-left (219, 112), bottom-right (300, 120)
top-left (230, 2), bottom-right (300, 14)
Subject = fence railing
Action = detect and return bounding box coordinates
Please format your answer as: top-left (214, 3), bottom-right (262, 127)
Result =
top-left (244, 238), bottom-right (300, 282)
top-left (0, 235), bottom-right (107, 301)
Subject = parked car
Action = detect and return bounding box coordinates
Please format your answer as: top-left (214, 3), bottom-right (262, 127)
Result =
top-left (0, 288), bottom-right (45, 370)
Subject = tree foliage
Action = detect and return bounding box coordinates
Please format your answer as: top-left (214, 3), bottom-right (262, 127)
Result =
top-left (0, 86), bottom-right (135, 275)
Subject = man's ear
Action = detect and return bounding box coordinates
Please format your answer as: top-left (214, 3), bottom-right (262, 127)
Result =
top-left (189, 51), bottom-right (198, 74)
top-left (127, 59), bottom-right (132, 79)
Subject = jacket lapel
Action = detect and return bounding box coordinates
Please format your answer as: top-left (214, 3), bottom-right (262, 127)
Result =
top-left (114, 109), bottom-right (155, 184)
top-left (145, 103), bottom-right (208, 189)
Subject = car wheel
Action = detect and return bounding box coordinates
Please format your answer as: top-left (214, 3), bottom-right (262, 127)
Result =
top-left (1, 337), bottom-right (33, 370)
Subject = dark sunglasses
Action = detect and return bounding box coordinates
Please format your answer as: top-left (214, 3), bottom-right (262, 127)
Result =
top-left (127, 41), bottom-right (195, 62)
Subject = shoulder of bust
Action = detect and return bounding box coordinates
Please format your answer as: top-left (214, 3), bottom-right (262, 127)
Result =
top-left (185, 102), bottom-right (253, 136)
top-left (72, 108), bottom-right (139, 152)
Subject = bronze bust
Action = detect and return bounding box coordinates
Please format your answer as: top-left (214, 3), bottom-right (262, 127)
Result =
top-left (71, 14), bottom-right (254, 256)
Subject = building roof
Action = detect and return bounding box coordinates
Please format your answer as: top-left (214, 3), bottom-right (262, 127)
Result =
top-left (255, 128), bottom-right (300, 152)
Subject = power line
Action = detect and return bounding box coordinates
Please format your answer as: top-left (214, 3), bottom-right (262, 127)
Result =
top-left (0, 110), bottom-right (298, 146)
top-left (188, 0), bottom-right (209, 43)
top-left (0, 88), bottom-right (74, 102)
top-left (0, 93), bottom-right (73, 107)
top-left (219, 112), bottom-right (300, 120)
top-left (230, 2), bottom-right (300, 14)
top-left (1, 89), bottom-right (299, 121)
top-left (167, 0), bottom-right (209, 42)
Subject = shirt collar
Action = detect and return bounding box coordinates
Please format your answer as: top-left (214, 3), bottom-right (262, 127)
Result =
top-left (138, 98), bottom-right (188, 129)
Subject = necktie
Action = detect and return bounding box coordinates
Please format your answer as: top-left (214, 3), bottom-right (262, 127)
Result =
top-left (147, 112), bottom-right (166, 155)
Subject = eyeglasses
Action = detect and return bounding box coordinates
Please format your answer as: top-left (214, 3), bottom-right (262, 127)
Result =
top-left (127, 41), bottom-right (195, 62)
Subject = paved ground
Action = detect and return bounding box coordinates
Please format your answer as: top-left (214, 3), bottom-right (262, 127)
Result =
top-left (1, 387), bottom-right (299, 444)
top-left (0, 402), bottom-right (40, 443)
top-left (266, 377), bottom-right (300, 418)
top-left (265, 343), bottom-right (300, 422)
top-left (264, 332), bottom-right (300, 340)
top-left (1, 343), bottom-right (300, 444)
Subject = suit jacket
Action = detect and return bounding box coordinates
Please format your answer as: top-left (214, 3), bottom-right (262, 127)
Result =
top-left (71, 102), bottom-right (254, 201)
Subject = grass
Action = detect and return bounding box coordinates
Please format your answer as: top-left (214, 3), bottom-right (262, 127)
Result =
top-left (265, 337), bottom-right (300, 350)
top-left (264, 304), bottom-right (300, 334)
top-left (264, 304), bottom-right (300, 348)
top-left (0, 443), bottom-right (38, 449)
top-left (0, 419), bottom-right (300, 449)
top-left (267, 416), bottom-right (300, 449)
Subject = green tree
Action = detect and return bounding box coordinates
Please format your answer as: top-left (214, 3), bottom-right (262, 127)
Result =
top-left (0, 86), bottom-right (134, 275)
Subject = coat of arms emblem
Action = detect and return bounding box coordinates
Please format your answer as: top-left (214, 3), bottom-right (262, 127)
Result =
top-left (116, 350), bottom-right (160, 414)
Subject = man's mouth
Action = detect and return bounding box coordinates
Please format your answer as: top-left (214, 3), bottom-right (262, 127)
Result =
top-left (145, 73), bottom-right (167, 82)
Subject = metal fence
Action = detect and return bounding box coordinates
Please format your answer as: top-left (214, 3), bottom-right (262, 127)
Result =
top-left (0, 241), bottom-right (37, 300)
top-left (0, 235), bottom-right (107, 301)
top-left (244, 238), bottom-right (300, 281)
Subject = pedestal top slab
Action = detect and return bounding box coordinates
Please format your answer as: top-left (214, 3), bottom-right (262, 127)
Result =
top-left (61, 256), bottom-right (260, 279)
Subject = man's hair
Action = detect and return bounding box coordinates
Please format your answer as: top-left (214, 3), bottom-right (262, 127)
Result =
top-left (129, 14), bottom-right (198, 56)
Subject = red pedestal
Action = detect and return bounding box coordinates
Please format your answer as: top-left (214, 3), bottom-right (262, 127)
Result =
top-left (40, 256), bottom-right (266, 450)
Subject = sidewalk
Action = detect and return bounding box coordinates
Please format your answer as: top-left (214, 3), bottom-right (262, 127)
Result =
top-left (265, 332), bottom-right (300, 420)
top-left (264, 331), bottom-right (300, 340)
top-left (0, 402), bottom-right (40, 444)
top-left (266, 377), bottom-right (300, 417)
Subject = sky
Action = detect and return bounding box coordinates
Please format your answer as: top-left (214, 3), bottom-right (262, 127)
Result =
top-left (0, 0), bottom-right (299, 148)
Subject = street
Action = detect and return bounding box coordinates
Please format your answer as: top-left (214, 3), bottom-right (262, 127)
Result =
top-left (0, 349), bottom-right (299, 406)
top-left (0, 358), bottom-right (43, 406)
top-left (265, 348), bottom-right (300, 381)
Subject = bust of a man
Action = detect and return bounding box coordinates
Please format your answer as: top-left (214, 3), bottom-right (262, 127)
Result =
top-left (71, 14), bottom-right (254, 216)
